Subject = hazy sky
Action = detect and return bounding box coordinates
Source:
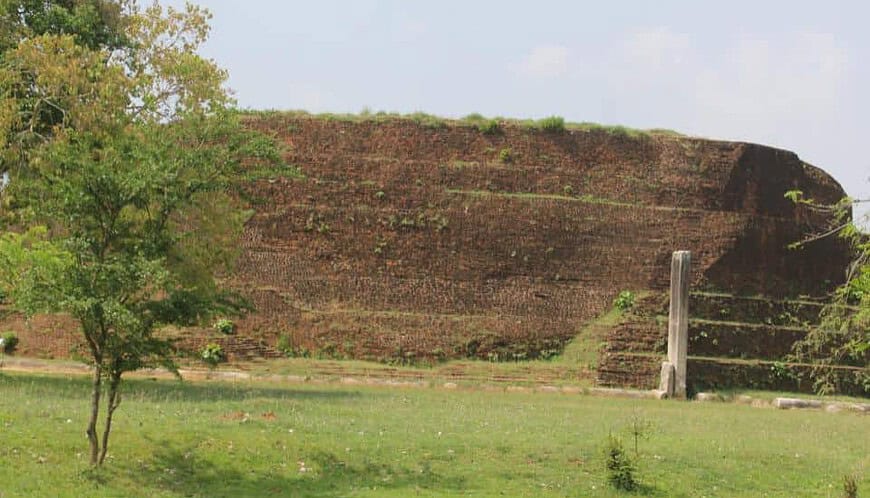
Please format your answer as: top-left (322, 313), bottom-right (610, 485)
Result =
top-left (165, 0), bottom-right (870, 221)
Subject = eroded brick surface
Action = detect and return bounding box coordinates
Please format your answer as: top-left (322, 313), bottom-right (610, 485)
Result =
top-left (0, 118), bottom-right (852, 381)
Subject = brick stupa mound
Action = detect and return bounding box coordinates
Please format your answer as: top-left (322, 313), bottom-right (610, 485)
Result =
top-left (3, 114), bottom-right (856, 392)
top-left (234, 115), bottom-right (848, 360)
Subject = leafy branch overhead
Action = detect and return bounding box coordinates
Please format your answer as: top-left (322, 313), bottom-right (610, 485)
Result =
top-left (784, 190), bottom-right (869, 394)
top-left (0, 1), bottom-right (279, 466)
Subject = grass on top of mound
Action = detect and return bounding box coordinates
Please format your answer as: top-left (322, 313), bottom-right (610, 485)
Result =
top-left (241, 109), bottom-right (684, 138)
top-left (0, 371), bottom-right (866, 497)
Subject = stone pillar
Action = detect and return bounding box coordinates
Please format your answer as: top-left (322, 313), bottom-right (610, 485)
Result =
top-left (666, 251), bottom-right (690, 399)
top-left (658, 361), bottom-right (675, 396)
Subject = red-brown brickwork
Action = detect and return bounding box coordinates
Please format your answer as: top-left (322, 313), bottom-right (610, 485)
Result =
top-left (0, 116), bottom-right (852, 387)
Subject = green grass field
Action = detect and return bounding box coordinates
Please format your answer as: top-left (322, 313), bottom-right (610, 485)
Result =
top-left (0, 371), bottom-right (866, 497)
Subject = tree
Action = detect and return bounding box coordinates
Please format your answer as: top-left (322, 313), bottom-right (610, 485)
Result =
top-left (785, 191), bottom-right (869, 394)
top-left (0, 1), bottom-right (277, 465)
top-left (0, 0), bottom-right (130, 55)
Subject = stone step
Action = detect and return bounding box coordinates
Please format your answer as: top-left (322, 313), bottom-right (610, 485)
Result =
top-left (689, 292), bottom-right (825, 326)
top-left (687, 320), bottom-right (807, 361)
top-left (687, 357), bottom-right (867, 397)
top-left (597, 352), bottom-right (868, 397)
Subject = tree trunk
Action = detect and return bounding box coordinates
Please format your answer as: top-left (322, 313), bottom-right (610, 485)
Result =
top-left (98, 372), bottom-right (122, 465)
top-left (87, 364), bottom-right (103, 466)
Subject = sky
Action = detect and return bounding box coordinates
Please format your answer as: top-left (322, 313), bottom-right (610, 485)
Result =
top-left (163, 0), bottom-right (870, 222)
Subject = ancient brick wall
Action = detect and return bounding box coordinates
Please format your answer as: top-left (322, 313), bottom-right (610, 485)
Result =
top-left (227, 116), bottom-right (849, 364)
top-left (0, 116), bottom-right (853, 379)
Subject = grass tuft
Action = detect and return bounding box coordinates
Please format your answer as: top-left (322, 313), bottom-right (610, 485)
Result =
top-left (241, 110), bottom-right (684, 137)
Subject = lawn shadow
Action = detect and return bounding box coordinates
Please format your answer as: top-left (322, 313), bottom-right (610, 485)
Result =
top-left (633, 482), bottom-right (667, 497)
top-left (115, 439), bottom-right (467, 497)
top-left (1, 371), bottom-right (363, 403)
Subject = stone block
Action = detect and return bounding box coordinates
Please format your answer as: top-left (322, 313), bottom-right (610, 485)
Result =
top-left (695, 392), bottom-right (723, 402)
top-left (774, 397), bottom-right (823, 410)
top-left (659, 361), bottom-right (675, 397)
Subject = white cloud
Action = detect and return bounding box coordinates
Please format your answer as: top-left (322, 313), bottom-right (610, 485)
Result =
top-left (621, 27), bottom-right (691, 72)
top-left (692, 32), bottom-right (850, 141)
top-left (391, 12), bottom-right (428, 42)
top-left (284, 82), bottom-right (342, 113)
top-left (592, 28), bottom-right (694, 125)
top-left (603, 29), bottom-right (849, 139)
top-left (512, 44), bottom-right (570, 79)
top-left (398, 19), bottom-right (427, 40)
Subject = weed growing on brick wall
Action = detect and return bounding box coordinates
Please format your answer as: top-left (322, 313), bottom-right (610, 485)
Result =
top-left (613, 291), bottom-right (635, 311)
top-left (315, 341), bottom-right (340, 360)
top-left (200, 343), bottom-right (225, 367)
top-left (479, 119), bottom-right (501, 135)
top-left (213, 318), bottom-right (235, 335)
top-left (463, 336), bottom-right (565, 362)
top-left (1, 331), bottom-right (18, 353)
top-left (394, 348), bottom-right (419, 366)
top-left (462, 113), bottom-right (500, 134)
top-left (275, 334), bottom-right (291, 354)
top-left (276, 334), bottom-right (310, 358)
top-left (408, 112), bottom-right (447, 129)
top-left (304, 213), bottom-right (331, 234)
top-left (373, 237), bottom-right (389, 255)
top-left (499, 148), bottom-right (513, 163)
top-left (537, 116), bottom-right (565, 132)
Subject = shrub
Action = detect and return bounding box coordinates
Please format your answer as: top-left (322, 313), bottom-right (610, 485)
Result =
top-left (770, 361), bottom-right (797, 381)
top-left (432, 347), bottom-right (446, 361)
top-left (498, 148), bottom-right (512, 163)
top-left (316, 342), bottom-right (339, 359)
top-left (625, 410), bottom-right (655, 458)
top-left (373, 237), bottom-right (388, 255)
top-left (537, 116), bottom-right (565, 132)
top-left (200, 343), bottom-right (225, 366)
top-left (604, 434), bottom-right (637, 492)
top-left (478, 119), bottom-right (501, 135)
top-left (408, 112), bottom-right (446, 129)
top-left (1, 331), bottom-right (18, 354)
top-left (213, 318), bottom-right (235, 335)
top-left (276, 334), bottom-right (292, 354)
top-left (843, 474), bottom-right (858, 498)
top-left (613, 291), bottom-right (635, 311)
top-left (276, 334), bottom-right (309, 358)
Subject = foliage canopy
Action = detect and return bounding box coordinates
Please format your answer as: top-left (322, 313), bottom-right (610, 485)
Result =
top-left (785, 190), bottom-right (869, 394)
top-left (0, 0), bottom-right (278, 465)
